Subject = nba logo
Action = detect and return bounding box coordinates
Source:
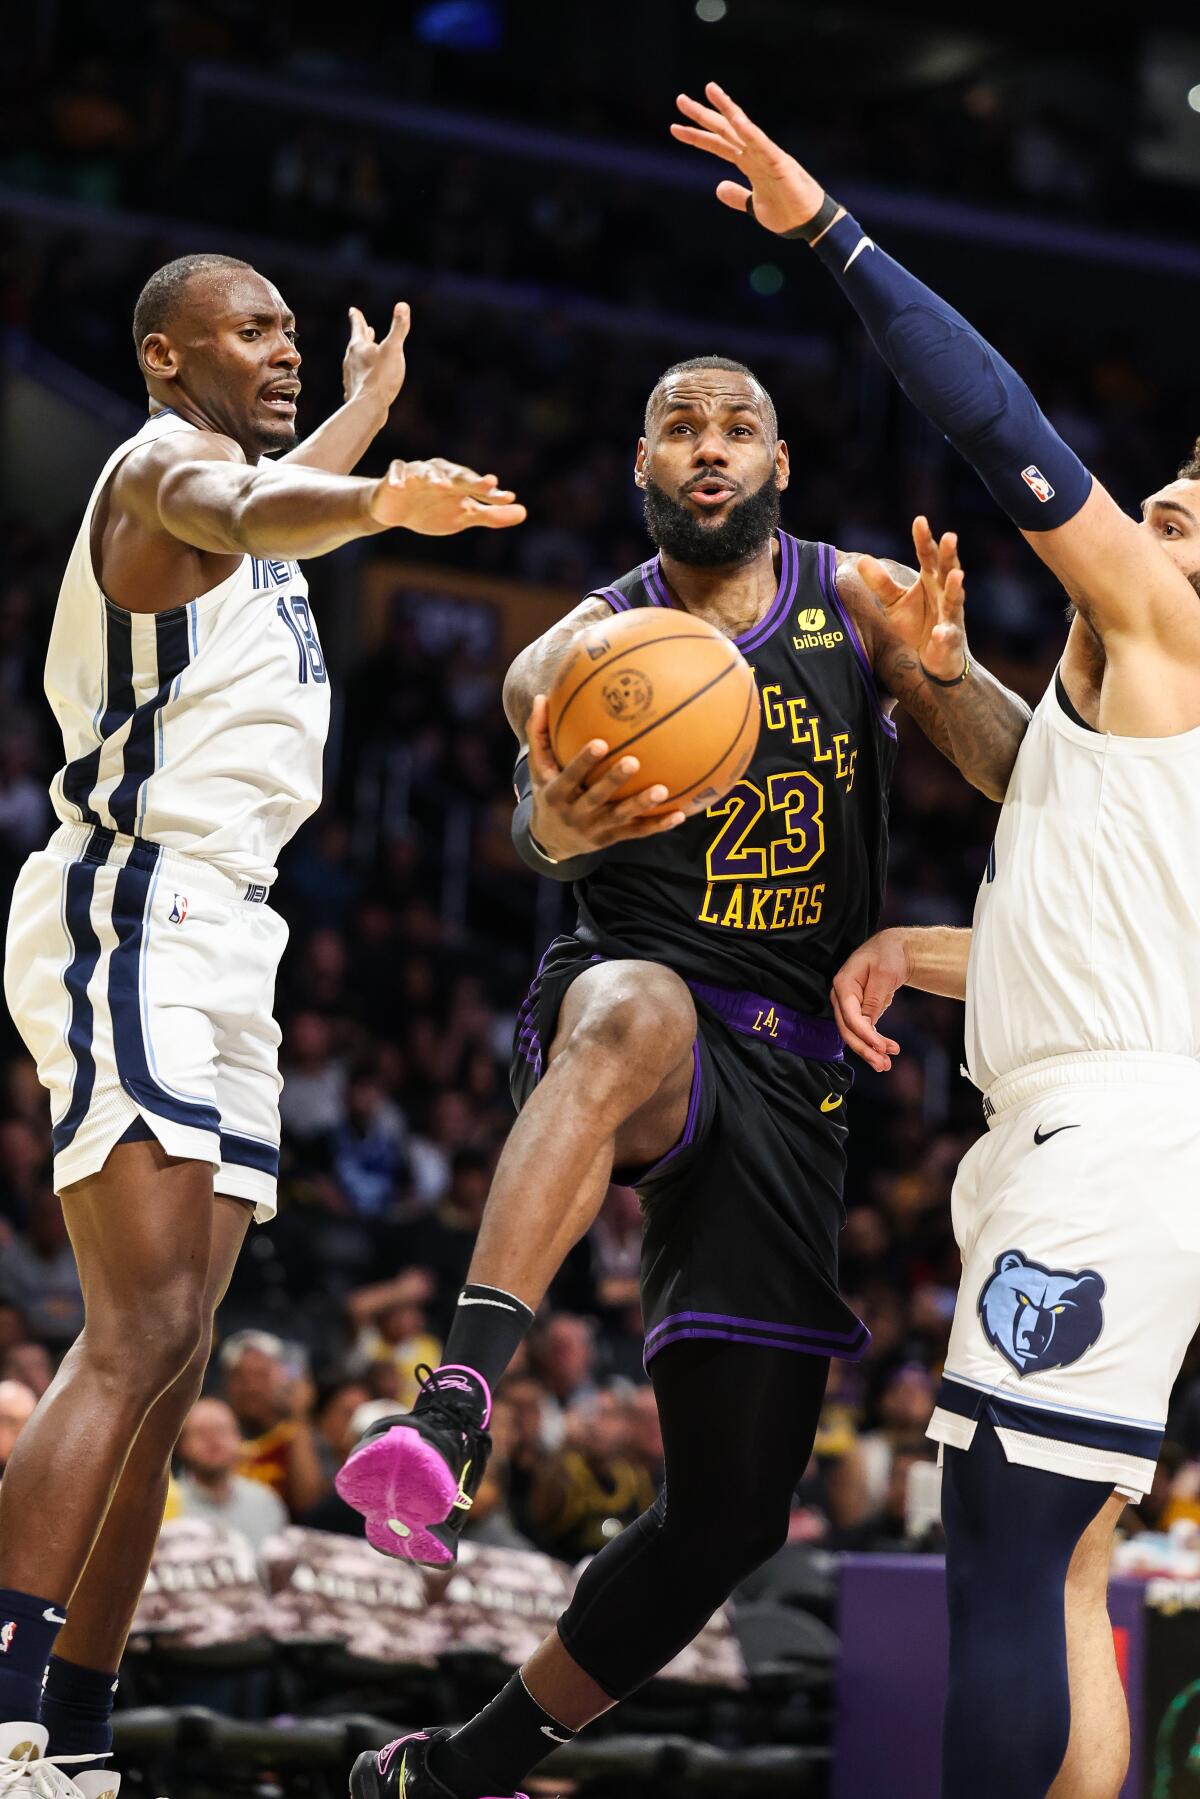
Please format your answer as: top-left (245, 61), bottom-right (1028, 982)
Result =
top-left (1020, 466), bottom-right (1056, 503)
top-left (169, 894), bottom-right (188, 925)
top-left (0, 1620), bottom-right (16, 1653)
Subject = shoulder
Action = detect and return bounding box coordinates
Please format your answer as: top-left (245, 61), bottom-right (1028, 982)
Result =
top-left (502, 592), bottom-right (618, 736)
top-left (111, 424), bottom-right (245, 526)
top-left (832, 549), bottom-right (916, 650)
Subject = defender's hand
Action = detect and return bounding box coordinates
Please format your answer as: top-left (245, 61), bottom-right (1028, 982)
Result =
top-left (370, 458), bottom-right (526, 535)
top-left (526, 694), bottom-right (686, 860)
top-left (858, 517), bottom-right (968, 685)
top-left (831, 929), bottom-right (910, 1073)
top-left (671, 82), bottom-right (835, 237)
top-left (343, 302), bottom-right (411, 411)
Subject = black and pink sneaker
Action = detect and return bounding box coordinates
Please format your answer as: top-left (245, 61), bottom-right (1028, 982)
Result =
top-left (349, 1728), bottom-right (529, 1799)
top-left (335, 1365), bottom-right (492, 1567)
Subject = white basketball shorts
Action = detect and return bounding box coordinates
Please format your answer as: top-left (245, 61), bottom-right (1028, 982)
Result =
top-left (5, 824), bottom-right (288, 1221)
top-left (928, 1051), bottom-right (1200, 1501)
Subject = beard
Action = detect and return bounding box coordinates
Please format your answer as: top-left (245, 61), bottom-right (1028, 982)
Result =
top-left (643, 474), bottom-right (781, 568)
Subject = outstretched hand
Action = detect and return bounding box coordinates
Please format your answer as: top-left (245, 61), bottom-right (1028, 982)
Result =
top-left (370, 457), bottom-right (526, 535)
top-left (343, 301), bottom-right (411, 412)
top-left (671, 82), bottom-right (835, 237)
top-left (858, 517), bottom-right (968, 685)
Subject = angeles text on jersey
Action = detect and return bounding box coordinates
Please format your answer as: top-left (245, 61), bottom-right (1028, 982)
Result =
top-left (575, 535), bottom-right (897, 1017)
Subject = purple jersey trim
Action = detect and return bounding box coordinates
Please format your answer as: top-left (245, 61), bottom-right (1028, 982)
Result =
top-left (645, 1307), bottom-right (867, 1350)
top-left (641, 532), bottom-right (799, 654)
top-left (633, 1040), bottom-right (703, 1183)
top-left (817, 543), bottom-right (899, 741)
top-left (515, 948), bottom-right (602, 1083)
top-left (589, 586), bottom-right (632, 613)
top-left (645, 1313), bottom-right (870, 1365)
top-left (687, 980), bottom-right (843, 1061)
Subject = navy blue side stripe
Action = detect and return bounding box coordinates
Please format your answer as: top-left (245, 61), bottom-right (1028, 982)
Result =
top-left (220, 1132), bottom-right (279, 1178)
top-left (936, 1376), bottom-right (1162, 1463)
top-left (108, 608), bottom-right (192, 834)
top-left (52, 860), bottom-right (104, 1157)
top-left (61, 603), bottom-right (135, 826)
top-left (107, 852), bottom-right (221, 1138)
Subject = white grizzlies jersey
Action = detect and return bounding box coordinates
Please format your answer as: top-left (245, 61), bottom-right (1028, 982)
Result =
top-left (46, 409), bottom-right (330, 886)
top-left (966, 673), bottom-right (1200, 1088)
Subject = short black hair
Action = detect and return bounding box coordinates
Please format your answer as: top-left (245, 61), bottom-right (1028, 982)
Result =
top-left (131, 252), bottom-right (254, 362)
top-left (1178, 436), bottom-right (1200, 481)
top-left (644, 354), bottom-right (778, 439)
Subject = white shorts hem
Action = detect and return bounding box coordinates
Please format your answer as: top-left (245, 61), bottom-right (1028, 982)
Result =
top-left (928, 1407), bottom-right (1151, 1501)
top-left (52, 1099), bottom-right (219, 1193)
top-left (215, 1162), bottom-right (278, 1224)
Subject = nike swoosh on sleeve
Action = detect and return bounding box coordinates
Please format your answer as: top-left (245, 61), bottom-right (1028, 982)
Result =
top-left (843, 236), bottom-right (876, 273)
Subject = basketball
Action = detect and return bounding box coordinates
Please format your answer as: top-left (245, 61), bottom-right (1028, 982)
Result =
top-left (547, 609), bottom-right (760, 816)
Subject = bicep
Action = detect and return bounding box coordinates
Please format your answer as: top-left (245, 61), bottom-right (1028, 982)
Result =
top-left (1021, 479), bottom-right (1196, 644)
top-left (156, 457), bottom-right (258, 554)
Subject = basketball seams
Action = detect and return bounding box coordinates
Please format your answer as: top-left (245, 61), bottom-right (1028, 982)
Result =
top-left (663, 673), bottom-right (760, 807)
top-left (549, 627), bottom-right (742, 759)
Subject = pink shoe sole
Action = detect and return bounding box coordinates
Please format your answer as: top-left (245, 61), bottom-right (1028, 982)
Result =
top-left (335, 1428), bottom-right (458, 1564)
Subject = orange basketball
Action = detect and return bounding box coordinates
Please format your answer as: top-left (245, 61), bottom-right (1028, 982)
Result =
top-left (547, 609), bottom-right (760, 817)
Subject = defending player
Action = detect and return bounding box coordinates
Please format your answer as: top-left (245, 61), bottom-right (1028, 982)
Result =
top-left (0, 253), bottom-right (524, 1798)
top-left (676, 80), bottom-right (1200, 1799)
top-left (341, 352), bottom-right (1032, 1794)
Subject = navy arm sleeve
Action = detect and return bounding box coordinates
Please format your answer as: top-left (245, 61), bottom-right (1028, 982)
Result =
top-left (810, 212), bottom-right (1092, 532)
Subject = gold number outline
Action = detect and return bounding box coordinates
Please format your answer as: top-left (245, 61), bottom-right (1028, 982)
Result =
top-left (767, 770), bottom-right (825, 877)
top-left (705, 781), bottom-right (768, 883)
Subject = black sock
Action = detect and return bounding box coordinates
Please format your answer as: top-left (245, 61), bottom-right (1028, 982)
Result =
top-left (40, 1655), bottom-right (119, 1767)
top-left (431, 1671), bottom-right (576, 1798)
top-left (433, 1285), bottom-right (535, 1400)
top-left (0, 1590), bottom-right (65, 1724)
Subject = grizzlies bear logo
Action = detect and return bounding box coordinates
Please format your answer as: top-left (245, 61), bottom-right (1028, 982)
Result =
top-left (978, 1250), bottom-right (1105, 1377)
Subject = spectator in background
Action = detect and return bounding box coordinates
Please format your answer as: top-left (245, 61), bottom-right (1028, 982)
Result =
top-left (0, 1187), bottom-right (83, 1347)
top-left (624, 1384), bottom-right (665, 1491)
top-left (826, 1363), bottom-right (937, 1539)
top-left (521, 1388), bottom-right (656, 1563)
top-left (1, 1342), bottom-right (52, 1401)
top-left (387, 1147), bottom-right (493, 1334)
top-left (218, 1331), bottom-right (328, 1517)
top-left (529, 1314), bottom-right (600, 1411)
top-left (345, 1268), bottom-right (442, 1409)
top-left (310, 1377), bottom-right (371, 1487)
top-left (0, 1380), bottom-right (36, 1477)
top-left (327, 1061), bottom-right (409, 1218)
top-left (278, 1010), bottom-right (347, 1144)
top-left (174, 1398), bottom-right (289, 1550)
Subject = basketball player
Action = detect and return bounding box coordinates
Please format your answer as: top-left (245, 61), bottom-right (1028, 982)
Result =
top-left (0, 253), bottom-right (524, 1798)
top-left (341, 383), bottom-right (1034, 1793)
top-left (675, 80), bottom-right (1200, 1799)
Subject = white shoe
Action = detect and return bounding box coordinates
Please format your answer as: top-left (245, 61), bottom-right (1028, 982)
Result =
top-left (0, 1724), bottom-right (115, 1799)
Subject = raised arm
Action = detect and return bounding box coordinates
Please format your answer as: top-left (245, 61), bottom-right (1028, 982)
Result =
top-left (831, 925), bottom-right (971, 1072)
top-left (279, 302), bottom-right (411, 476)
top-left (835, 522), bottom-right (1031, 802)
top-left (672, 85), bottom-right (1200, 671)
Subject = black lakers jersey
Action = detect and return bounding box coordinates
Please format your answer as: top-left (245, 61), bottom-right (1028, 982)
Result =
top-left (573, 533), bottom-right (897, 1016)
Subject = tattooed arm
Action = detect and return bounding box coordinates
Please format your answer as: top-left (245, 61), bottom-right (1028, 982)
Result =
top-left (834, 521), bottom-right (1032, 803)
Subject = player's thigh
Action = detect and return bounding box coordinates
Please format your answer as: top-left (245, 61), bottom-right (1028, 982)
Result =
top-left (548, 956), bottom-right (698, 1152)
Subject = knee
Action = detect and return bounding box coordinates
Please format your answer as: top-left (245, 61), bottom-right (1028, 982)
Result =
top-left (668, 1497), bottom-right (791, 1592)
top-left (562, 973), bottom-right (695, 1111)
top-left (83, 1286), bottom-right (210, 1401)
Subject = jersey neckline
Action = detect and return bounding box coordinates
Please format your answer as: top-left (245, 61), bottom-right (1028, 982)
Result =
top-left (638, 530), bottom-right (801, 653)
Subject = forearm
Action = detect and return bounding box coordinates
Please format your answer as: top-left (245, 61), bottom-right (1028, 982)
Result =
top-left (279, 393), bottom-right (388, 476)
top-left (810, 213), bottom-right (1092, 534)
top-left (160, 460), bottom-right (384, 558)
top-left (885, 646), bottom-right (1031, 802)
top-left (897, 925), bottom-right (971, 1001)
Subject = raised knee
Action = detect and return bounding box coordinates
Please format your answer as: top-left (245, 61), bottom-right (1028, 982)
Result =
top-left (564, 973), bottom-right (695, 1102)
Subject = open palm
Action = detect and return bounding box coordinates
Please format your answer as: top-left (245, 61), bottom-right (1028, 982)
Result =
top-left (670, 82), bottom-right (833, 237)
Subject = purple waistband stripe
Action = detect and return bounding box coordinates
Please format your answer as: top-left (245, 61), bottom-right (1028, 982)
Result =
top-left (644, 1308), bottom-right (868, 1348)
top-left (645, 1325), bottom-right (870, 1364)
top-left (687, 981), bottom-right (844, 1061)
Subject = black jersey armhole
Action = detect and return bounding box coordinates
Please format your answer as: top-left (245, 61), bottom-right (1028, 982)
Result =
top-left (1055, 669), bottom-right (1097, 733)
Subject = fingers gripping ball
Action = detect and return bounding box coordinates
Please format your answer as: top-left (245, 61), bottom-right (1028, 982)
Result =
top-left (548, 610), bottom-right (760, 817)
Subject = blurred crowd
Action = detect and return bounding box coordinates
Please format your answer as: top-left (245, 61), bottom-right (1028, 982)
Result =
top-left (3, 4), bottom-right (1200, 1589)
